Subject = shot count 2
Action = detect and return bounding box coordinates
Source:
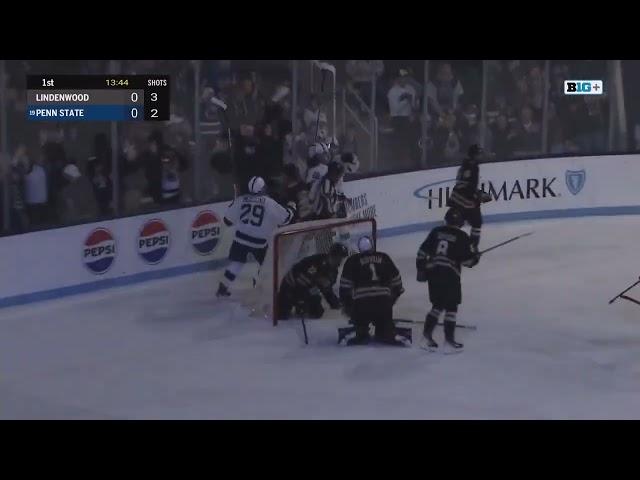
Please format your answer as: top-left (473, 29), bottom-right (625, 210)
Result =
top-left (26, 75), bottom-right (170, 121)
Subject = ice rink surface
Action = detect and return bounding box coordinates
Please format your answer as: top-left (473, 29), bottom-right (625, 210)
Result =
top-left (2, 215), bottom-right (640, 419)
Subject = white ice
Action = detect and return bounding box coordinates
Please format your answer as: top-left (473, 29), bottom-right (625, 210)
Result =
top-left (2, 215), bottom-right (640, 419)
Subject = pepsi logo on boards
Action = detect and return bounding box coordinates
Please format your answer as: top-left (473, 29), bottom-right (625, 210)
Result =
top-left (83, 228), bottom-right (116, 274)
top-left (138, 219), bottom-right (170, 264)
top-left (191, 210), bottom-right (222, 256)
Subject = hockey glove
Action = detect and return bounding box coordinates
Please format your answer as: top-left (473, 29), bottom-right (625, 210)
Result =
top-left (477, 190), bottom-right (492, 203)
top-left (417, 269), bottom-right (429, 283)
top-left (326, 291), bottom-right (342, 310)
top-left (463, 254), bottom-right (481, 268)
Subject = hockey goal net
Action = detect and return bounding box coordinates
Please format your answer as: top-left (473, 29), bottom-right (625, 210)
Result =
top-left (244, 217), bottom-right (377, 325)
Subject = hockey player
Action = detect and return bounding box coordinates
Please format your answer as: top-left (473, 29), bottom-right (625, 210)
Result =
top-left (217, 176), bottom-right (295, 298)
top-left (305, 142), bottom-right (331, 188)
top-left (339, 236), bottom-right (405, 345)
top-left (277, 243), bottom-right (349, 320)
top-left (446, 144), bottom-right (491, 250)
top-left (416, 207), bottom-right (480, 351)
top-left (310, 160), bottom-right (346, 220)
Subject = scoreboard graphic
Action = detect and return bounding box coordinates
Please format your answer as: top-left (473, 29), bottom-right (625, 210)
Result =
top-left (26, 75), bottom-right (170, 122)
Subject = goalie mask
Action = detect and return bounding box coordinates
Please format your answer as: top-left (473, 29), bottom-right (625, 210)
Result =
top-left (357, 236), bottom-right (374, 253)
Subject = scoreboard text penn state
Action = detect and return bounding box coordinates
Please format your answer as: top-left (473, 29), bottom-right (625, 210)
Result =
top-left (26, 75), bottom-right (170, 122)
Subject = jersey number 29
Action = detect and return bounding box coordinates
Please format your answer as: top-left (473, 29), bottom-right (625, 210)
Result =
top-left (240, 204), bottom-right (265, 227)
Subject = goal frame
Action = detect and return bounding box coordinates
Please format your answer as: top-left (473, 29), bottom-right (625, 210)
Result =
top-left (271, 217), bottom-right (377, 325)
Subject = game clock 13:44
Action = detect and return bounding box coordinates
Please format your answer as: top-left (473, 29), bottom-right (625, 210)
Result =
top-left (105, 78), bottom-right (129, 87)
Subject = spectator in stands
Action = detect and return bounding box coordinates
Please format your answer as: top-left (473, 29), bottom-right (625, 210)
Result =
top-left (233, 123), bottom-right (261, 194)
top-left (256, 123), bottom-right (284, 185)
top-left (303, 94), bottom-right (327, 132)
top-left (138, 130), bottom-right (189, 206)
top-left (91, 161), bottom-right (113, 217)
top-left (526, 65), bottom-right (544, 115)
top-left (387, 71), bottom-right (419, 166)
top-left (426, 63), bottom-right (464, 116)
top-left (120, 140), bottom-right (149, 214)
top-left (265, 82), bottom-right (292, 138)
top-left (512, 105), bottom-right (542, 155)
top-left (87, 133), bottom-right (113, 217)
top-left (23, 151), bottom-right (49, 228)
top-left (56, 163), bottom-right (98, 225)
top-left (546, 102), bottom-right (567, 154)
top-left (346, 60), bottom-right (385, 111)
top-left (158, 150), bottom-right (183, 206)
top-left (490, 113), bottom-right (517, 159)
top-left (8, 146), bottom-right (29, 233)
top-left (229, 76), bottom-right (265, 129)
top-left (431, 110), bottom-right (463, 165)
top-left (459, 103), bottom-right (482, 151)
top-left (577, 96), bottom-right (607, 153)
top-left (338, 122), bottom-right (359, 156)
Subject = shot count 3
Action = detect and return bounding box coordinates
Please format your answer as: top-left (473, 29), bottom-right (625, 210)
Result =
top-left (26, 75), bottom-right (170, 121)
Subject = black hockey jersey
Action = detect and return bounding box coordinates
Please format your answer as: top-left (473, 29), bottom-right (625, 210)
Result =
top-left (283, 253), bottom-right (337, 295)
top-left (339, 251), bottom-right (403, 304)
top-left (448, 159), bottom-right (479, 209)
top-left (417, 225), bottom-right (476, 278)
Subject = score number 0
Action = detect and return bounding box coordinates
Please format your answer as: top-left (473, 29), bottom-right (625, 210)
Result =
top-left (127, 92), bottom-right (158, 119)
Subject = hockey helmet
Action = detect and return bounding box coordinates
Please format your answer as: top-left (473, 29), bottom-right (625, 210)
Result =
top-left (467, 144), bottom-right (484, 161)
top-left (248, 176), bottom-right (266, 194)
top-left (327, 160), bottom-right (345, 178)
top-left (308, 142), bottom-right (331, 163)
top-left (444, 208), bottom-right (464, 227)
top-left (357, 236), bottom-right (374, 253)
top-left (340, 152), bottom-right (360, 174)
top-left (329, 242), bottom-right (349, 259)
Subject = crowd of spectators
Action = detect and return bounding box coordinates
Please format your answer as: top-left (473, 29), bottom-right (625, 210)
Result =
top-left (0, 59), bottom-right (622, 235)
top-left (343, 59), bottom-right (611, 169)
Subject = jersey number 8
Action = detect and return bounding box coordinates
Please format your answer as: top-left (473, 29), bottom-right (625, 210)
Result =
top-left (240, 204), bottom-right (265, 227)
top-left (436, 240), bottom-right (449, 255)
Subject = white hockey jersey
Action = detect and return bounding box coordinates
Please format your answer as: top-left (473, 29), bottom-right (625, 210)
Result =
top-left (305, 163), bottom-right (328, 187)
top-left (310, 176), bottom-right (339, 219)
top-left (224, 194), bottom-right (294, 248)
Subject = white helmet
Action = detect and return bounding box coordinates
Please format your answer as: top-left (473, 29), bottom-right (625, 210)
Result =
top-left (357, 236), bottom-right (374, 253)
top-left (308, 142), bottom-right (331, 163)
top-left (248, 176), bottom-right (266, 194)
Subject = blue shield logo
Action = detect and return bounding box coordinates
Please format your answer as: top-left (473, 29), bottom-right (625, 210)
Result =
top-left (565, 169), bottom-right (586, 195)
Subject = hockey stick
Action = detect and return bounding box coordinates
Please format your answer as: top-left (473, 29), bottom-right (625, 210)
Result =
top-left (210, 96), bottom-right (237, 194)
top-left (312, 61), bottom-right (336, 144)
top-left (393, 319), bottom-right (477, 330)
top-left (620, 294), bottom-right (640, 307)
top-left (295, 302), bottom-right (309, 345)
top-left (479, 232), bottom-right (534, 255)
top-left (608, 277), bottom-right (640, 304)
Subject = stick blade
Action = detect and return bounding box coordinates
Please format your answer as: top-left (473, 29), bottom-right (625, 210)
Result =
top-left (210, 97), bottom-right (228, 111)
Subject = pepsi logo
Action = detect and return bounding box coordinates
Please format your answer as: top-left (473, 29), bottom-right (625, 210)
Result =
top-left (83, 228), bottom-right (116, 274)
top-left (191, 210), bottom-right (222, 256)
top-left (138, 219), bottom-right (170, 264)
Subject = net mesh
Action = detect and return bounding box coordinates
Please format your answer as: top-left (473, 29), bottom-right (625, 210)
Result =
top-left (239, 217), bottom-right (376, 324)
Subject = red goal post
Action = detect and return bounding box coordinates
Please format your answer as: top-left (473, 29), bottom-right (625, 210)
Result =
top-left (271, 217), bottom-right (377, 325)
